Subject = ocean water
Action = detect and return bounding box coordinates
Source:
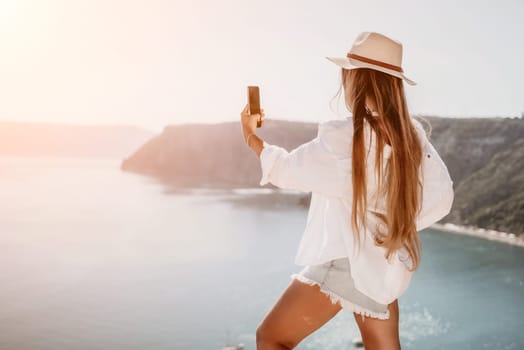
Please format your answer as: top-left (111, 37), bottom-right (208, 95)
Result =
top-left (0, 156), bottom-right (522, 350)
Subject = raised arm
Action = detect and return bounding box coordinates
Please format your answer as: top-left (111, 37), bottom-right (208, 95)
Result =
top-left (255, 122), bottom-right (352, 198)
top-left (239, 102), bottom-right (352, 198)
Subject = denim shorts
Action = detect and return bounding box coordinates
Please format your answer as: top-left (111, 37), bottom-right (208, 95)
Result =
top-left (290, 257), bottom-right (390, 321)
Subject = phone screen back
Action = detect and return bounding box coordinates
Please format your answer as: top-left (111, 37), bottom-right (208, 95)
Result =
top-left (247, 86), bottom-right (260, 115)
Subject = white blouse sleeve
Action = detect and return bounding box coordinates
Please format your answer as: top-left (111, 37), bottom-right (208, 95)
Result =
top-left (413, 120), bottom-right (455, 231)
top-left (259, 122), bottom-right (352, 198)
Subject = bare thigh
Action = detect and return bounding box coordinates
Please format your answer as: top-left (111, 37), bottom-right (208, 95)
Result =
top-left (256, 278), bottom-right (342, 349)
top-left (353, 299), bottom-right (401, 350)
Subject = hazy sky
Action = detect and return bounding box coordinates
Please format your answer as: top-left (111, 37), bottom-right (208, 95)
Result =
top-left (1, 0), bottom-right (522, 132)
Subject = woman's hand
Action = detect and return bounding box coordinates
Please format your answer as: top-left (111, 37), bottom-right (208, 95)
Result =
top-left (240, 103), bottom-right (265, 143)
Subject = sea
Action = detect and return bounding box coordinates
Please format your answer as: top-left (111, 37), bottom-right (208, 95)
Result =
top-left (0, 156), bottom-right (522, 350)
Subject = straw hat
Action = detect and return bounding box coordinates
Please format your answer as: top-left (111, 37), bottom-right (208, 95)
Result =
top-left (326, 31), bottom-right (416, 86)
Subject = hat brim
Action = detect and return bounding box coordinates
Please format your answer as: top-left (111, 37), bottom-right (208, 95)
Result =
top-left (325, 56), bottom-right (417, 86)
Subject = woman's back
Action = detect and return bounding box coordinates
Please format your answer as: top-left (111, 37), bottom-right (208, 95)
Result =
top-left (258, 113), bottom-right (454, 304)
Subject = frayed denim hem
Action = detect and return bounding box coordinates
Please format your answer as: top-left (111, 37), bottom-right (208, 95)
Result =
top-left (290, 273), bottom-right (390, 322)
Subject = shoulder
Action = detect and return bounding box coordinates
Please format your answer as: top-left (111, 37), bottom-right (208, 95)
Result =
top-left (410, 117), bottom-right (429, 143)
top-left (318, 117), bottom-right (353, 135)
top-left (317, 117), bottom-right (353, 158)
top-left (410, 117), bottom-right (424, 130)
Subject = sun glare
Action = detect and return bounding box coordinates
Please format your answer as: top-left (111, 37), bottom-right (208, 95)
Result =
top-left (0, 0), bottom-right (18, 31)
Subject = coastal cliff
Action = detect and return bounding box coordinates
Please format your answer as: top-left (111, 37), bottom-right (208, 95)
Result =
top-left (121, 116), bottom-right (524, 235)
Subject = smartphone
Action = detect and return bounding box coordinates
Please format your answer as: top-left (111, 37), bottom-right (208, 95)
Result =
top-left (247, 86), bottom-right (262, 128)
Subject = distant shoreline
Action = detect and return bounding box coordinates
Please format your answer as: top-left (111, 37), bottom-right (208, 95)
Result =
top-left (431, 223), bottom-right (524, 248)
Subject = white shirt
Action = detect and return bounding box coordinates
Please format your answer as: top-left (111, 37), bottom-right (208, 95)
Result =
top-left (258, 116), bottom-right (454, 305)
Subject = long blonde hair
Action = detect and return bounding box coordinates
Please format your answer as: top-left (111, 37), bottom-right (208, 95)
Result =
top-left (332, 67), bottom-right (424, 272)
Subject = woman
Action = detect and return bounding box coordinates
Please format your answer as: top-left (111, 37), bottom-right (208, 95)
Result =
top-left (240, 32), bottom-right (454, 350)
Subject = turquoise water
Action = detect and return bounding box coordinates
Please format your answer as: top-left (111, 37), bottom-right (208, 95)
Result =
top-left (0, 156), bottom-right (522, 350)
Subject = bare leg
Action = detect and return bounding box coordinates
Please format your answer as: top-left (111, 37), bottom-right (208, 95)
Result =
top-left (353, 299), bottom-right (401, 350)
top-left (256, 278), bottom-right (342, 349)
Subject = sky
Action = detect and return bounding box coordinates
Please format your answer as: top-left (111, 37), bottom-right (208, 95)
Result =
top-left (0, 0), bottom-right (522, 133)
